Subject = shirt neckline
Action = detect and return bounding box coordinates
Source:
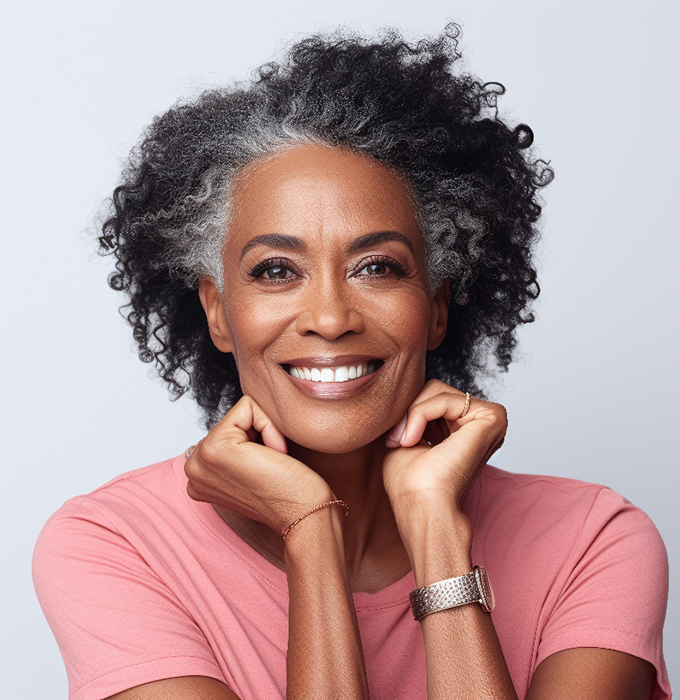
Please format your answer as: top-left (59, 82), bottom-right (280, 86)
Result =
top-left (172, 451), bottom-right (482, 611)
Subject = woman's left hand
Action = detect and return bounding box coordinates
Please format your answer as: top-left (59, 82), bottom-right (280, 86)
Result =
top-left (382, 379), bottom-right (508, 516)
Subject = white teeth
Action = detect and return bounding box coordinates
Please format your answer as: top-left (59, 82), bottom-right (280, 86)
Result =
top-left (286, 361), bottom-right (379, 383)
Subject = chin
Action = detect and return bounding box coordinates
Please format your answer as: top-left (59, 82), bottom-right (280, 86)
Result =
top-left (284, 425), bottom-right (384, 455)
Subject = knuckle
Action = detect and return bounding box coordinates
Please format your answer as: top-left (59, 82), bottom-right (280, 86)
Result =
top-left (186, 482), bottom-right (205, 502)
top-left (183, 457), bottom-right (203, 483)
top-left (197, 436), bottom-right (222, 465)
top-left (485, 404), bottom-right (508, 427)
top-left (495, 403), bottom-right (509, 422)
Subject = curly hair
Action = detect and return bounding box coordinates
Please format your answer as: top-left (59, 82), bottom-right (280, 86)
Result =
top-left (95, 22), bottom-right (554, 431)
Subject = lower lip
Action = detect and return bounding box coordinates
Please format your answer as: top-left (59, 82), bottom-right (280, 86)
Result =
top-left (280, 363), bottom-right (384, 399)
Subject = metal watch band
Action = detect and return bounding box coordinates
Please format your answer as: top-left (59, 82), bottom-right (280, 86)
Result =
top-left (409, 566), bottom-right (493, 621)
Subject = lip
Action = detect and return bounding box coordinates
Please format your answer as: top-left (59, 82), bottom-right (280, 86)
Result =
top-left (281, 354), bottom-right (383, 368)
top-left (279, 359), bottom-right (385, 399)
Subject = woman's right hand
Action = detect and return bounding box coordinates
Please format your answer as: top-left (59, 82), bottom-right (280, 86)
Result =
top-left (184, 395), bottom-right (335, 536)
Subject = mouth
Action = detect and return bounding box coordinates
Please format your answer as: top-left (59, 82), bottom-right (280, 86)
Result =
top-left (281, 359), bottom-right (384, 383)
top-left (278, 357), bottom-right (386, 398)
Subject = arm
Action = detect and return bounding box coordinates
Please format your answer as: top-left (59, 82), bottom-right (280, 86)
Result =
top-left (395, 496), bottom-right (656, 700)
top-left (395, 496), bottom-right (518, 700)
top-left (283, 498), bottom-right (370, 699)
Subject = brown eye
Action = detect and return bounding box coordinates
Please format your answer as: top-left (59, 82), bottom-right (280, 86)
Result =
top-left (247, 257), bottom-right (300, 283)
top-left (355, 256), bottom-right (406, 278)
top-left (363, 263), bottom-right (388, 275)
top-left (263, 265), bottom-right (293, 280)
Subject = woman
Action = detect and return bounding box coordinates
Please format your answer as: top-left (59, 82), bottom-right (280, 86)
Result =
top-left (32, 23), bottom-right (670, 700)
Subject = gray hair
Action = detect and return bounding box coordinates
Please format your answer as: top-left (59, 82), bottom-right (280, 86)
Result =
top-left (151, 119), bottom-right (491, 302)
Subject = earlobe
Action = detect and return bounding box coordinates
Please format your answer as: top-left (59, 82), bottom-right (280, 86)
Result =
top-left (427, 277), bottom-right (451, 351)
top-left (198, 276), bottom-right (234, 354)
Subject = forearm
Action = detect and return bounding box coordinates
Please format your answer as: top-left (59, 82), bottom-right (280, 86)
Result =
top-left (283, 503), bottom-right (370, 700)
top-left (395, 496), bottom-right (518, 700)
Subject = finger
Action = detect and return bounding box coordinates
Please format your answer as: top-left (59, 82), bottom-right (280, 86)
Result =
top-left (399, 380), bottom-right (468, 445)
top-left (400, 392), bottom-right (476, 446)
top-left (385, 434), bottom-right (403, 448)
top-left (227, 396), bottom-right (289, 454)
top-left (385, 415), bottom-right (445, 448)
top-left (422, 417), bottom-right (448, 445)
top-left (250, 400), bottom-right (288, 454)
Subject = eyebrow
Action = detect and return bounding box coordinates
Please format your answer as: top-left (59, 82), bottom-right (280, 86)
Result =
top-left (239, 230), bottom-right (415, 261)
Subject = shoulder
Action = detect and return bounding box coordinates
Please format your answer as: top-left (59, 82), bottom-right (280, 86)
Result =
top-left (32, 452), bottom-right (186, 578)
top-left (36, 452), bottom-right (184, 526)
top-left (477, 463), bottom-right (662, 534)
top-left (475, 464), bottom-right (668, 584)
top-left (31, 454), bottom-right (227, 698)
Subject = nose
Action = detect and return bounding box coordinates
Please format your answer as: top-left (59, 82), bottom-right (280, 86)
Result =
top-left (294, 273), bottom-right (365, 340)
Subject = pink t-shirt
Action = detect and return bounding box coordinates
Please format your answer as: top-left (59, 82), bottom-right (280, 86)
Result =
top-left (33, 453), bottom-right (671, 700)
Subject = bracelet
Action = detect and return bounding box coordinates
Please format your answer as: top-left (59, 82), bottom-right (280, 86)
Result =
top-left (184, 444), bottom-right (349, 544)
top-left (281, 499), bottom-right (350, 543)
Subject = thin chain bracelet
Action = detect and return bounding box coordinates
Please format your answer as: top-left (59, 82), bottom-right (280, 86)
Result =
top-left (184, 445), bottom-right (349, 544)
top-left (281, 500), bottom-right (350, 543)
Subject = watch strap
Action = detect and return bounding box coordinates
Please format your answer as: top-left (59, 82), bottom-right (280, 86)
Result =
top-left (409, 568), bottom-right (482, 621)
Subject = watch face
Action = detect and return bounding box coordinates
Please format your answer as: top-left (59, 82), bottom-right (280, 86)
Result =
top-left (474, 566), bottom-right (495, 613)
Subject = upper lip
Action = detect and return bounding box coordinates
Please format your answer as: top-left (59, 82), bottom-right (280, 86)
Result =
top-left (281, 354), bottom-right (385, 367)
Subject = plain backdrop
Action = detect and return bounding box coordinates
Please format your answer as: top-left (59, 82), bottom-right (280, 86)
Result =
top-left (1, 1), bottom-right (677, 697)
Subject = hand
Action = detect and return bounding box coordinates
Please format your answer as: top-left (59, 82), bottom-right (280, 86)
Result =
top-left (382, 379), bottom-right (508, 514)
top-left (184, 395), bottom-right (334, 536)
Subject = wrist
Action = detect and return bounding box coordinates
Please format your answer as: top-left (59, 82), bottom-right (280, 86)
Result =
top-left (283, 500), bottom-right (347, 568)
top-left (393, 496), bottom-right (473, 585)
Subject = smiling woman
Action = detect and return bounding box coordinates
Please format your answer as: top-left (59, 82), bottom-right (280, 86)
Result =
top-left (32, 21), bottom-right (670, 700)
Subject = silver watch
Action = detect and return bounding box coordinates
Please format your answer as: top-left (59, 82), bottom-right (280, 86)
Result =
top-left (409, 565), bottom-right (495, 621)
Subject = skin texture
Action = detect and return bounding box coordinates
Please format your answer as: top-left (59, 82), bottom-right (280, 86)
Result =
top-left (105, 144), bottom-right (656, 699)
top-left (198, 143), bottom-right (448, 587)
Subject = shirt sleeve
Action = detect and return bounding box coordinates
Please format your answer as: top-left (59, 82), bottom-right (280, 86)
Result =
top-left (32, 498), bottom-right (226, 700)
top-left (534, 487), bottom-right (671, 700)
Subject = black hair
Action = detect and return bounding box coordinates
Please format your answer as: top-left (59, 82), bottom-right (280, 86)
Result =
top-left (95, 22), bottom-right (553, 430)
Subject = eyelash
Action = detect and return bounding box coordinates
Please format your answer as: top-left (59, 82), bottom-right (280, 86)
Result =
top-left (247, 255), bottom-right (407, 284)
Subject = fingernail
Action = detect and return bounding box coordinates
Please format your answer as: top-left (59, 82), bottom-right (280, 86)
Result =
top-left (389, 413), bottom-right (408, 442)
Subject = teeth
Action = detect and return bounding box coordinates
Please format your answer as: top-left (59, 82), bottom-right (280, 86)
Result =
top-left (287, 361), bottom-right (378, 383)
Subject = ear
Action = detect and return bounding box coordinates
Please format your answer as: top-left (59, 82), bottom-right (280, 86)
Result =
top-left (427, 277), bottom-right (451, 351)
top-left (198, 276), bottom-right (234, 354)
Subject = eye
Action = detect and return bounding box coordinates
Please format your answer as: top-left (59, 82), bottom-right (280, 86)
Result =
top-left (355, 255), bottom-right (406, 278)
top-left (247, 257), bottom-right (300, 283)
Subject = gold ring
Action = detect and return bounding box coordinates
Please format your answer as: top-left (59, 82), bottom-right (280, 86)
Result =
top-left (461, 392), bottom-right (471, 418)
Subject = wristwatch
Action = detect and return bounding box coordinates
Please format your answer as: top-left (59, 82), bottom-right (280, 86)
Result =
top-left (409, 565), bottom-right (495, 621)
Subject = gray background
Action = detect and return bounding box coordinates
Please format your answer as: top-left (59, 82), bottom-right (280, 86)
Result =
top-left (1, 1), bottom-right (677, 697)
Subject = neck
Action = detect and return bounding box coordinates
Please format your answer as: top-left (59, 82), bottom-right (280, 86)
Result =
top-left (214, 434), bottom-right (410, 586)
top-left (287, 437), bottom-right (401, 570)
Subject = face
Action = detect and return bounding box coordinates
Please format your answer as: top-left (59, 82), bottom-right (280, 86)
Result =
top-left (200, 143), bottom-right (450, 453)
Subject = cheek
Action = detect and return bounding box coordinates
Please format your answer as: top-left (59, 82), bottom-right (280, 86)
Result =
top-left (374, 289), bottom-right (432, 357)
top-left (221, 291), bottom-right (287, 378)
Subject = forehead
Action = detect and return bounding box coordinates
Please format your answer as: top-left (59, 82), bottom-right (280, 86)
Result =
top-left (226, 143), bottom-right (422, 245)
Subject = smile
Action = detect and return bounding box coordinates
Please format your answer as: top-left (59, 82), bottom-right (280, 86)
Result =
top-left (278, 357), bottom-right (385, 399)
top-left (283, 360), bottom-right (382, 383)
